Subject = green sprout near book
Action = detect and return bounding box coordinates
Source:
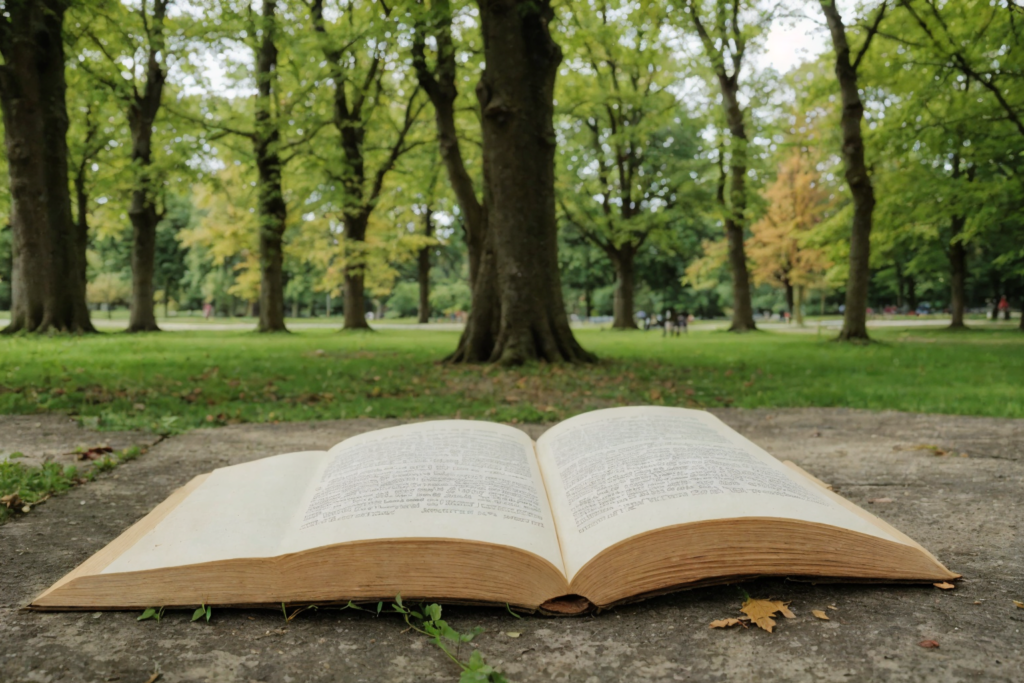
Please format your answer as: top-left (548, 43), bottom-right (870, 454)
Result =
top-left (140, 595), bottom-right (509, 682)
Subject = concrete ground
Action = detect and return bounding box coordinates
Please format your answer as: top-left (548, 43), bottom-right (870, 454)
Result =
top-left (1, 408), bottom-right (1021, 683)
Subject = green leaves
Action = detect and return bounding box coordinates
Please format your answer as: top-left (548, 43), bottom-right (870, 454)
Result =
top-left (137, 607), bottom-right (165, 622)
top-left (191, 604), bottom-right (212, 623)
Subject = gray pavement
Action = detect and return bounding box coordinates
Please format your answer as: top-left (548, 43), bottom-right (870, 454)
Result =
top-left (1, 408), bottom-right (1022, 682)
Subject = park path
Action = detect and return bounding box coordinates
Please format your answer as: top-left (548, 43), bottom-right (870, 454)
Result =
top-left (1, 408), bottom-right (1022, 682)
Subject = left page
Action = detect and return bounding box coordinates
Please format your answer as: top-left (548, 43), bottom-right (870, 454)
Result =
top-left (282, 421), bottom-right (565, 576)
top-left (102, 450), bottom-right (328, 574)
top-left (102, 421), bottom-right (565, 578)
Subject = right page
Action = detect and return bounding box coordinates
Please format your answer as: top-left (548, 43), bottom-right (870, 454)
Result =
top-left (535, 406), bottom-right (910, 582)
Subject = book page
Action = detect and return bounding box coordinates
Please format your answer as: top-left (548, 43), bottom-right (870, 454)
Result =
top-left (535, 406), bottom-right (907, 581)
top-left (102, 421), bottom-right (564, 577)
top-left (102, 450), bottom-right (328, 574)
top-left (282, 421), bottom-right (565, 574)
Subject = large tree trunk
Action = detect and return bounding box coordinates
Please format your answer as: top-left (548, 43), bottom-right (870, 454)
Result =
top-left (417, 206), bottom-right (433, 324)
top-left (610, 246), bottom-right (637, 330)
top-left (0, 0), bottom-right (93, 334)
top-left (126, 0), bottom-right (168, 332)
top-left (718, 83), bottom-right (757, 332)
top-left (342, 213), bottom-right (371, 330)
top-left (947, 215), bottom-right (967, 329)
top-left (255, 0), bottom-right (288, 333)
top-left (473, 0), bottom-right (593, 364)
top-left (907, 275), bottom-right (918, 312)
top-left (821, 0), bottom-right (875, 342)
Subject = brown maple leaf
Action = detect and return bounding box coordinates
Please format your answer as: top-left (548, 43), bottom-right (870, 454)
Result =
top-left (812, 610), bottom-right (830, 620)
top-left (918, 640), bottom-right (940, 649)
top-left (740, 599), bottom-right (793, 633)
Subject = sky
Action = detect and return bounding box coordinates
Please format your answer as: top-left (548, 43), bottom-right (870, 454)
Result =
top-left (758, 0), bottom-right (860, 73)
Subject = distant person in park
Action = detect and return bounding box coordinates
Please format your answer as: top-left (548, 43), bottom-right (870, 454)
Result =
top-left (637, 310), bottom-right (647, 330)
top-left (677, 311), bottom-right (688, 335)
top-left (662, 309), bottom-right (674, 337)
top-left (202, 302), bottom-right (213, 319)
top-left (998, 295), bottom-right (1010, 319)
top-left (783, 310), bottom-right (791, 324)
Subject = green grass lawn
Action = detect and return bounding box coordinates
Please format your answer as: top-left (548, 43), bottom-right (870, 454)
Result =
top-left (1, 325), bottom-right (1021, 435)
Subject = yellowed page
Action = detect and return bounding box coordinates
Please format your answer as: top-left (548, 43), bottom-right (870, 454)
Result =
top-left (101, 421), bottom-right (564, 578)
top-left (102, 451), bottom-right (328, 574)
top-left (535, 406), bottom-right (907, 582)
top-left (283, 421), bottom-right (565, 575)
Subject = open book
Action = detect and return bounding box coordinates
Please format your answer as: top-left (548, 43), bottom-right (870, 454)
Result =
top-left (33, 407), bottom-right (957, 614)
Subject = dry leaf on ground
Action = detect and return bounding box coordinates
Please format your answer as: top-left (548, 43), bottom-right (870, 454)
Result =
top-left (918, 640), bottom-right (940, 649)
top-left (709, 618), bottom-right (743, 629)
top-left (1013, 600), bottom-right (1024, 609)
top-left (812, 610), bottom-right (830, 620)
top-left (933, 582), bottom-right (955, 590)
top-left (827, 605), bottom-right (838, 610)
top-left (868, 497), bottom-right (893, 504)
top-left (505, 632), bottom-right (521, 638)
top-left (740, 599), bottom-right (793, 633)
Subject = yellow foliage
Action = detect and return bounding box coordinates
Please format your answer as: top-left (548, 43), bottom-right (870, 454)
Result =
top-left (747, 149), bottom-right (832, 290)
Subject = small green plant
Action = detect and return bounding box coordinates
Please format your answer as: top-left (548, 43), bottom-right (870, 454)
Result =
top-left (91, 456), bottom-right (118, 474)
top-left (138, 606), bottom-right (166, 622)
top-left (191, 604), bottom-right (212, 622)
top-left (391, 595), bottom-right (508, 683)
top-left (118, 445), bottom-right (142, 462)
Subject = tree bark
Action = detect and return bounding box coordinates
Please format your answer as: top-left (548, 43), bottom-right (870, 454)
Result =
top-left (784, 278), bottom-right (794, 316)
top-left (609, 246), bottom-right (637, 330)
top-left (0, 0), bottom-right (93, 334)
top-left (341, 212), bottom-right (371, 329)
top-left (417, 206), bottom-right (432, 323)
top-left (947, 215), bottom-right (967, 329)
top-left (794, 285), bottom-right (805, 326)
top-left (907, 275), bottom-right (917, 312)
top-left (126, 0), bottom-right (169, 332)
top-left (473, 0), bottom-right (594, 364)
top-left (820, 0), bottom-right (877, 341)
top-left (255, 0), bottom-right (288, 333)
top-left (719, 86), bottom-right (757, 332)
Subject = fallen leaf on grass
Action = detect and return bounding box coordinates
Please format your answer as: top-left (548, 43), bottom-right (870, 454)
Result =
top-left (933, 582), bottom-right (955, 590)
top-left (812, 610), bottom-right (830, 620)
top-left (740, 599), bottom-right (794, 633)
top-left (709, 618), bottom-right (744, 629)
top-left (649, 389), bottom-right (662, 401)
top-left (918, 640), bottom-right (940, 649)
top-left (1013, 600), bottom-right (1024, 609)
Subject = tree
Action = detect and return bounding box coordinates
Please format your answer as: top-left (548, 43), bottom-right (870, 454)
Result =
top-left (747, 149), bottom-right (831, 324)
top-left (818, 0), bottom-right (886, 340)
top-left (556, 0), bottom-right (699, 330)
top-left (412, 0), bottom-right (499, 359)
top-left (310, 0), bottom-right (427, 330)
top-left (0, 0), bottom-right (94, 333)
top-left (79, 0), bottom-right (174, 331)
top-left (679, 0), bottom-right (766, 332)
top-left (472, 0), bottom-right (594, 363)
top-left (253, 0), bottom-right (288, 331)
